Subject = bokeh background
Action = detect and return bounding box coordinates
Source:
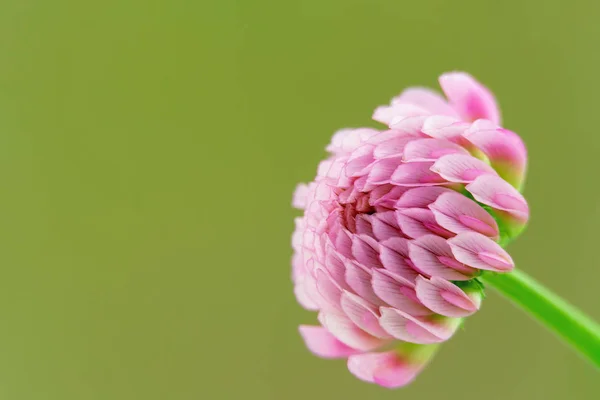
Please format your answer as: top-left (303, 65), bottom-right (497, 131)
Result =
top-left (0, 0), bottom-right (598, 399)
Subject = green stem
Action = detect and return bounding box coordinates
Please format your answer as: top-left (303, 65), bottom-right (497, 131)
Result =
top-left (481, 269), bottom-right (600, 368)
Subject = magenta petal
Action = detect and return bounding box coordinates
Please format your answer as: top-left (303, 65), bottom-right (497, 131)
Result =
top-left (347, 348), bottom-right (437, 388)
top-left (391, 162), bottom-right (447, 187)
top-left (371, 269), bottom-right (431, 316)
top-left (408, 235), bottom-right (477, 281)
top-left (299, 325), bottom-right (361, 358)
top-left (403, 138), bottom-right (470, 162)
top-left (429, 191), bottom-right (499, 239)
top-left (415, 276), bottom-right (482, 318)
top-left (379, 307), bottom-right (462, 344)
top-left (439, 72), bottom-right (501, 124)
top-left (319, 311), bottom-right (385, 351)
top-left (466, 175), bottom-right (529, 224)
top-left (448, 232), bottom-right (515, 272)
top-left (431, 154), bottom-right (497, 183)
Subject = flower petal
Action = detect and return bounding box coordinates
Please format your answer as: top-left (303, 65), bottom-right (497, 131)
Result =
top-left (379, 237), bottom-right (420, 281)
top-left (408, 234), bottom-right (477, 281)
top-left (341, 291), bottom-right (392, 338)
top-left (396, 186), bottom-right (454, 209)
top-left (319, 311), bottom-right (385, 351)
top-left (415, 276), bottom-right (482, 317)
top-left (421, 116), bottom-right (470, 142)
top-left (373, 104), bottom-right (431, 125)
top-left (379, 307), bottom-right (462, 344)
top-left (464, 123), bottom-right (527, 189)
top-left (403, 138), bottom-right (470, 162)
top-left (352, 234), bottom-right (382, 269)
top-left (397, 208), bottom-right (455, 239)
top-left (391, 162), bottom-right (447, 186)
top-left (466, 175), bottom-right (529, 233)
top-left (391, 87), bottom-right (458, 116)
top-left (347, 346), bottom-right (438, 388)
top-left (344, 261), bottom-right (384, 306)
top-left (448, 232), bottom-right (515, 272)
top-left (292, 183), bottom-right (309, 209)
top-left (371, 269), bottom-right (431, 316)
top-left (366, 157), bottom-right (403, 186)
top-left (431, 154), bottom-right (497, 183)
top-left (429, 191), bottom-right (499, 239)
top-left (439, 72), bottom-right (501, 124)
top-left (299, 325), bottom-right (361, 358)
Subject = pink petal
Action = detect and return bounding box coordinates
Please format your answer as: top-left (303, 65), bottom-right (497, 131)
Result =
top-left (355, 215), bottom-right (374, 237)
top-left (466, 175), bottom-right (529, 223)
top-left (315, 268), bottom-right (343, 311)
top-left (326, 128), bottom-right (379, 155)
top-left (368, 184), bottom-right (395, 206)
top-left (391, 87), bottom-right (458, 117)
top-left (371, 186), bottom-right (409, 208)
top-left (429, 191), bottom-right (499, 239)
top-left (396, 208), bottom-right (455, 239)
top-left (403, 138), bottom-right (470, 162)
top-left (373, 104), bottom-right (431, 125)
top-left (408, 235), bottom-right (477, 281)
top-left (347, 348), bottom-right (438, 388)
top-left (324, 248), bottom-right (352, 291)
top-left (344, 261), bottom-right (383, 306)
top-left (421, 116), bottom-right (470, 142)
top-left (341, 291), bottom-right (392, 338)
top-left (388, 116), bottom-right (428, 136)
top-left (344, 145), bottom-right (376, 178)
top-left (299, 325), bottom-right (361, 358)
top-left (371, 269), bottom-right (431, 316)
top-left (379, 307), bottom-right (462, 344)
top-left (448, 232), bottom-right (515, 272)
top-left (366, 156), bottom-right (403, 185)
top-left (373, 135), bottom-right (415, 159)
top-left (319, 311), bottom-right (385, 351)
top-left (396, 186), bottom-right (454, 209)
top-left (464, 123), bottom-right (527, 189)
top-left (292, 183), bottom-right (309, 209)
top-left (391, 162), bottom-right (447, 186)
top-left (379, 237), bottom-right (420, 281)
top-left (431, 154), bottom-right (497, 183)
top-left (415, 276), bottom-right (482, 318)
top-left (294, 282), bottom-right (320, 311)
top-left (439, 72), bottom-right (501, 124)
top-left (352, 234), bottom-right (382, 269)
top-left (371, 214), bottom-right (403, 242)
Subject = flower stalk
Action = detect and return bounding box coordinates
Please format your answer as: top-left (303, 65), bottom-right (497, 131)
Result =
top-left (481, 269), bottom-right (600, 368)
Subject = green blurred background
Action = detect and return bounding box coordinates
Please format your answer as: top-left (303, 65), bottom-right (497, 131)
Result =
top-left (0, 0), bottom-right (598, 398)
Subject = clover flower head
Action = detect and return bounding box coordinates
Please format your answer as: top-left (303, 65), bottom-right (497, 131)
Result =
top-left (292, 72), bottom-right (529, 388)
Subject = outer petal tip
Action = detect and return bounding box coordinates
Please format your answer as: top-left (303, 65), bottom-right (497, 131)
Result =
top-left (347, 345), bottom-right (439, 389)
top-left (299, 325), bottom-right (361, 359)
top-left (439, 72), bottom-right (501, 124)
